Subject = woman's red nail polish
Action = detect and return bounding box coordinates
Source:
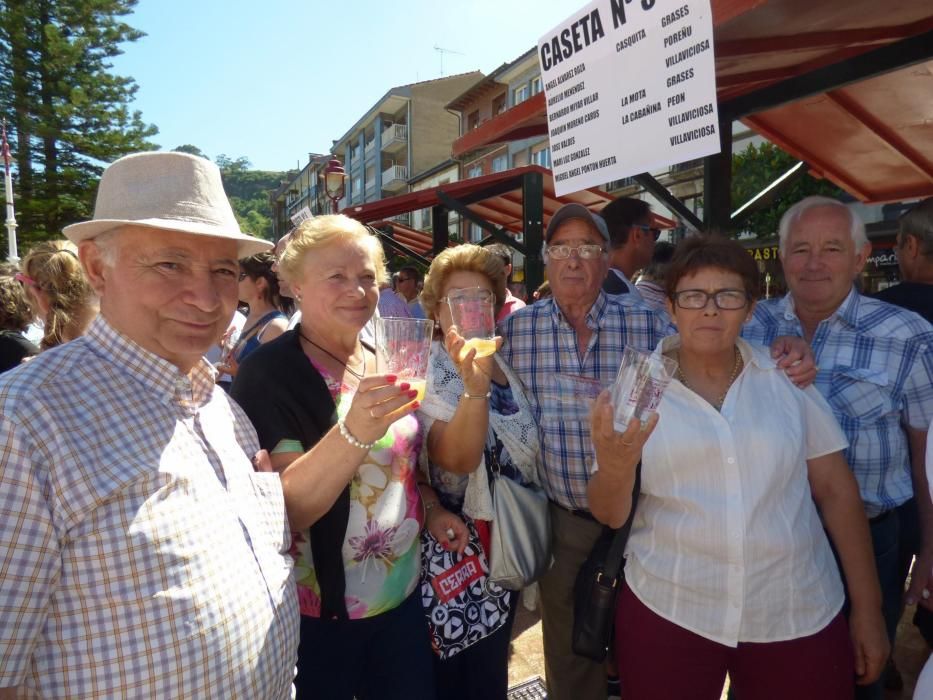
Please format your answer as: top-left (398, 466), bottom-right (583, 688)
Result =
top-left (399, 382), bottom-right (410, 391)
top-left (412, 401), bottom-right (421, 409)
top-left (408, 390), bottom-right (418, 399)
top-left (386, 374), bottom-right (397, 383)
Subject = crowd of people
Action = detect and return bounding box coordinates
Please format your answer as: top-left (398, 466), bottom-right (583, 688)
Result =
top-left (0, 150), bottom-right (931, 700)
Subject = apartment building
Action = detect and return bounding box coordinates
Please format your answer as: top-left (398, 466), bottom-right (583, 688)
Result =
top-left (330, 72), bottom-right (481, 211)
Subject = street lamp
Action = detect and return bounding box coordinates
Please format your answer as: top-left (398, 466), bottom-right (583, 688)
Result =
top-left (322, 157), bottom-right (347, 214)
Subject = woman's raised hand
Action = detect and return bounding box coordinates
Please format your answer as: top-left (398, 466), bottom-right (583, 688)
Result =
top-left (589, 390), bottom-right (658, 477)
top-left (343, 374), bottom-right (420, 444)
top-left (444, 326), bottom-right (501, 396)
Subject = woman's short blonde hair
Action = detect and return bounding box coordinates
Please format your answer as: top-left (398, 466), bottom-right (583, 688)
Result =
top-left (420, 244), bottom-right (506, 321)
top-left (278, 214), bottom-right (388, 286)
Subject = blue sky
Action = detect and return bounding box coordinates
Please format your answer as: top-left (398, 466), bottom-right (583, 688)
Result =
top-left (112, 0), bottom-right (577, 172)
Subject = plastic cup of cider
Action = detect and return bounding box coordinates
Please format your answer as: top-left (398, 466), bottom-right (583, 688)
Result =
top-left (446, 287), bottom-right (497, 361)
top-left (374, 317), bottom-right (433, 403)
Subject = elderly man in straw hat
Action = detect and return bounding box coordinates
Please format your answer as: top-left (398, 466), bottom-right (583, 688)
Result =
top-left (0, 152), bottom-right (298, 699)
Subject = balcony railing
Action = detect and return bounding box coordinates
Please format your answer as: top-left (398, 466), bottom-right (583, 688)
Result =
top-left (364, 140), bottom-right (375, 156)
top-left (381, 124), bottom-right (408, 153)
top-left (382, 164), bottom-right (408, 191)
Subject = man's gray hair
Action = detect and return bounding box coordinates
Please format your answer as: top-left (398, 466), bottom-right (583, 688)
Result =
top-left (778, 196), bottom-right (868, 254)
top-left (92, 229), bottom-right (121, 267)
top-left (898, 196), bottom-right (933, 256)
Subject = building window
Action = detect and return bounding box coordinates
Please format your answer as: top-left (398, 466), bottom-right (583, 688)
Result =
top-left (531, 76), bottom-right (542, 95)
top-left (513, 84), bottom-right (529, 105)
top-left (492, 93), bottom-right (506, 115)
top-left (469, 223), bottom-right (484, 242)
top-left (420, 208), bottom-right (432, 230)
top-left (531, 146), bottom-right (550, 168)
top-left (352, 175), bottom-right (362, 197)
top-left (467, 110), bottom-right (480, 131)
top-left (492, 154), bottom-right (508, 173)
top-left (467, 164), bottom-right (483, 178)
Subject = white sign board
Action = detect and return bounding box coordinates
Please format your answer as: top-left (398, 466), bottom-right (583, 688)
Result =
top-left (538, 0), bottom-right (720, 196)
top-left (290, 207), bottom-right (313, 227)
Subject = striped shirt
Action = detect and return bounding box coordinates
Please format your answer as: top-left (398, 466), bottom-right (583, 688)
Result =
top-left (742, 288), bottom-right (933, 517)
top-left (500, 291), bottom-right (669, 510)
top-left (0, 317), bottom-right (298, 698)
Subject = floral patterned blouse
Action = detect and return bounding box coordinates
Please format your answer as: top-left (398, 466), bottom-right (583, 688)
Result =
top-left (285, 361), bottom-right (424, 619)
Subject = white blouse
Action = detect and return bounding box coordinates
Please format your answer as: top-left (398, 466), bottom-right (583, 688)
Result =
top-left (624, 336), bottom-right (848, 647)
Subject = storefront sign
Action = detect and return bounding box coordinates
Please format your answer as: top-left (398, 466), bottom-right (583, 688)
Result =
top-left (746, 245), bottom-right (779, 261)
top-left (538, 0), bottom-right (720, 196)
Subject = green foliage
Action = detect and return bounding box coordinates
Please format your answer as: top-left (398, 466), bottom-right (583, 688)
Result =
top-left (730, 142), bottom-right (844, 239)
top-left (172, 144), bottom-right (208, 159)
top-left (0, 0), bottom-right (158, 247)
top-left (216, 154), bottom-right (285, 241)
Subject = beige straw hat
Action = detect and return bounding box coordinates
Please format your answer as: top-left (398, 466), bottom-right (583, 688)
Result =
top-left (63, 151), bottom-right (272, 256)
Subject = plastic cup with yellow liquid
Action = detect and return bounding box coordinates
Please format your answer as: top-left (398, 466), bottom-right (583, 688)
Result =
top-left (374, 317), bottom-right (433, 404)
top-left (446, 287), bottom-right (497, 362)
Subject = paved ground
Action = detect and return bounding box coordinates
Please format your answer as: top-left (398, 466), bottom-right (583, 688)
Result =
top-left (507, 593), bottom-right (931, 699)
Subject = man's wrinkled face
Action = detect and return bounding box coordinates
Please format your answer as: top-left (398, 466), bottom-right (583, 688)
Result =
top-left (82, 226), bottom-right (240, 372)
top-left (546, 218), bottom-right (609, 309)
top-left (781, 206), bottom-right (870, 316)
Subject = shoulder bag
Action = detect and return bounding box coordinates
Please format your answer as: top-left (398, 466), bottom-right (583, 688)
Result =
top-left (571, 461), bottom-right (641, 661)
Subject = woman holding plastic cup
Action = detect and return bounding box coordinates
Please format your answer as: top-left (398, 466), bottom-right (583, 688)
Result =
top-left (231, 215), bottom-right (435, 700)
top-left (588, 235), bottom-right (887, 700)
top-left (416, 244), bottom-right (541, 700)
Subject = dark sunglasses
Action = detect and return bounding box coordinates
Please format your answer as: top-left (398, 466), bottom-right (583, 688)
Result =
top-left (633, 224), bottom-right (662, 241)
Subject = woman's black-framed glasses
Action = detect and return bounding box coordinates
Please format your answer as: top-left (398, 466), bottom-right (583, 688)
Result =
top-left (673, 289), bottom-right (750, 310)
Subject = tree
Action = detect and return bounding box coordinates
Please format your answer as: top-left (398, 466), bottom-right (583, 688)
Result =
top-left (0, 0), bottom-right (158, 246)
top-left (730, 142), bottom-right (844, 239)
top-left (173, 144), bottom-right (208, 159)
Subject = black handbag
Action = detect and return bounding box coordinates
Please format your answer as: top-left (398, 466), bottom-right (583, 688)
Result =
top-left (571, 462), bottom-right (642, 662)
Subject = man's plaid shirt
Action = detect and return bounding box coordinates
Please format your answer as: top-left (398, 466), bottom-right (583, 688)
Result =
top-left (500, 292), bottom-right (669, 510)
top-left (742, 288), bottom-right (933, 517)
top-left (0, 317), bottom-right (298, 698)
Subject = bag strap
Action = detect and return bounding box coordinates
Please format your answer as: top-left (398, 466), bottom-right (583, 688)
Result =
top-left (602, 460), bottom-right (642, 579)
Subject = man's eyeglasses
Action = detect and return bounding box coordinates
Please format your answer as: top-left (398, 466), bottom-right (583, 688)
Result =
top-left (238, 271), bottom-right (249, 281)
top-left (545, 244), bottom-right (605, 260)
top-left (673, 289), bottom-right (751, 310)
top-left (633, 224), bottom-right (662, 241)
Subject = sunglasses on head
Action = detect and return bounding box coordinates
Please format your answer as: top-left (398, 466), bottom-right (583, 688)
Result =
top-left (14, 272), bottom-right (38, 287)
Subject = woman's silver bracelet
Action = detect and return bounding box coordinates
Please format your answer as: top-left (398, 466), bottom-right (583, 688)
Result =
top-left (337, 420), bottom-right (376, 450)
top-left (463, 391), bottom-right (491, 400)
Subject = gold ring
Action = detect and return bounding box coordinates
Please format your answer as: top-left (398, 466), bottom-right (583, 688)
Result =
top-left (620, 439), bottom-right (634, 446)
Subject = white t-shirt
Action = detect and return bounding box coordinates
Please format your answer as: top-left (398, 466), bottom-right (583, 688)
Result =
top-left (625, 336), bottom-right (848, 647)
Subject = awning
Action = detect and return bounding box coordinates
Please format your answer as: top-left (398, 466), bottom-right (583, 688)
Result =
top-left (345, 165), bottom-right (675, 241)
top-left (451, 2), bottom-right (933, 204)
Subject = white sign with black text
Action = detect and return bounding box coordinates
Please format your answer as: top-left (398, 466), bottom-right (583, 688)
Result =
top-left (538, 0), bottom-right (720, 196)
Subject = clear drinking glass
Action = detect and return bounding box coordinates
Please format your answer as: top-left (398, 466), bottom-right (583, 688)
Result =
top-left (538, 373), bottom-right (608, 423)
top-left (446, 287), bottom-right (497, 360)
top-left (610, 346), bottom-right (678, 428)
top-left (374, 316), bottom-right (434, 402)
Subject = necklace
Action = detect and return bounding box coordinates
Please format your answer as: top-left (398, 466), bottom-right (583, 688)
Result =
top-left (300, 331), bottom-right (366, 379)
top-left (675, 347), bottom-right (743, 411)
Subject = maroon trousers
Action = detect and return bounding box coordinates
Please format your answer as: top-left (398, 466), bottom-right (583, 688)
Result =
top-left (614, 585), bottom-right (854, 700)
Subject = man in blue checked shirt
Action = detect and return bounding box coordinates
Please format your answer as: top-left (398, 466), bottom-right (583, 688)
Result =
top-left (742, 196), bottom-right (933, 700)
top-left (500, 203), bottom-right (815, 700)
